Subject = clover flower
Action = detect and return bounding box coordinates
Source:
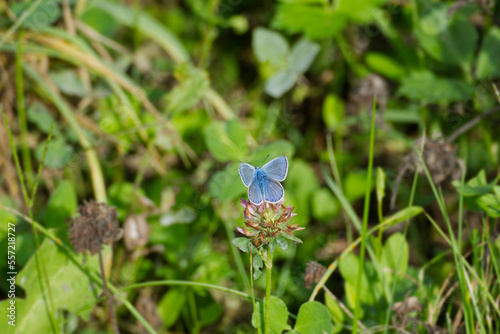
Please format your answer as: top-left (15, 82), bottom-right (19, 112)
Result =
top-left (235, 198), bottom-right (304, 252)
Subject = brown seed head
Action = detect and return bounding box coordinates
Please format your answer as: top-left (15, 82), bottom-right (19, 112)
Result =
top-left (68, 201), bottom-right (122, 255)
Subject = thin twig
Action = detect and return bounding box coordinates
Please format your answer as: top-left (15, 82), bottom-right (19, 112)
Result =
top-left (447, 106), bottom-right (500, 143)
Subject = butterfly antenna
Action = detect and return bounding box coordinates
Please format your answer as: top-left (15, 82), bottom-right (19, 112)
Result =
top-left (260, 154), bottom-right (270, 166)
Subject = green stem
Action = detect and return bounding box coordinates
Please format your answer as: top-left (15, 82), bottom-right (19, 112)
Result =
top-left (265, 250), bottom-right (273, 334)
top-left (250, 248), bottom-right (263, 334)
top-left (352, 97), bottom-right (376, 334)
top-left (16, 30), bottom-right (33, 188)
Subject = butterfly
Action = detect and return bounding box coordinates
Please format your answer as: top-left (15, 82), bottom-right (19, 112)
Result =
top-left (238, 156), bottom-right (288, 205)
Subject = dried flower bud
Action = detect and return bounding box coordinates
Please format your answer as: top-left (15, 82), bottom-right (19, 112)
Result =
top-left (68, 201), bottom-right (122, 255)
top-left (304, 261), bottom-right (327, 289)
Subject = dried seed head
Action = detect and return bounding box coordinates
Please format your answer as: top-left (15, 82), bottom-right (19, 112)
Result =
top-left (347, 74), bottom-right (388, 115)
top-left (304, 261), bottom-right (327, 289)
top-left (405, 137), bottom-right (458, 184)
top-left (68, 201), bottom-right (122, 255)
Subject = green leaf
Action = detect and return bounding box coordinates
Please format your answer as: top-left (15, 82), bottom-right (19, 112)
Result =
top-left (253, 27), bottom-right (290, 66)
top-left (286, 158), bottom-right (319, 224)
top-left (273, 4), bottom-right (347, 39)
top-left (50, 70), bottom-right (89, 97)
top-left (0, 239), bottom-right (100, 334)
top-left (453, 170), bottom-right (494, 197)
top-left (203, 120), bottom-right (248, 162)
top-left (345, 170), bottom-right (373, 202)
top-left (253, 253), bottom-right (264, 280)
top-left (265, 69), bottom-right (298, 98)
top-left (108, 182), bottom-right (146, 220)
top-left (294, 301), bottom-right (333, 334)
top-left (322, 94), bottom-right (345, 130)
top-left (324, 291), bottom-right (345, 326)
top-left (376, 167), bottom-right (386, 204)
top-left (44, 181), bottom-right (77, 229)
top-left (476, 27), bottom-right (500, 79)
top-left (27, 102), bottom-right (61, 136)
top-left (11, 2), bottom-right (61, 31)
top-left (280, 233), bottom-right (303, 244)
top-left (269, 238), bottom-right (277, 253)
top-left (232, 237), bottom-right (253, 253)
top-left (166, 67), bottom-right (210, 114)
top-left (381, 233), bottom-right (409, 283)
top-left (365, 52), bottom-right (406, 80)
top-left (398, 71), bottom-right (475, 104)
top-left (289, 39), bottom-right (320, 73)
top-left (312, 188), bottom-right (340, 221)
top-left (208, 163), bottom-right (246, 201)
top-left (416, 4), bottom-right (477, 66)
top-left (380, 206), bottom-right (423, 227)
top-left (339, 253), bottom-right (383, 305)
top-left (157, 288), bottom-right (186, 328)
top-left (252, 296), bottom-right (291, 334)
top-left (35, 138), bottom-right (74, 168)
top-left (336, 0), bottom-right (388, 23)
top-left (276, 235), bottom-right (288, 251)
top-left (478, 188), bottom-right (500, 218)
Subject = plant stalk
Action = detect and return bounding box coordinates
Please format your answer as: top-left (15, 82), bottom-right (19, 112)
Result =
top-left (98, 249), bottom-right (120, 334)
top-left (265, 250), bottom-right (273, 334)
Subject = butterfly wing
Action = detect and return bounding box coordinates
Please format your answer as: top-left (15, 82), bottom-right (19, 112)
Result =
top-left (239, 163), bottom-right (256, 187)
top-left (262, 176), bottom-right (285, 203)
top-left (261, 156), bottom-right (288, 182)
top-left (248, 181), bottom-right (263, 205)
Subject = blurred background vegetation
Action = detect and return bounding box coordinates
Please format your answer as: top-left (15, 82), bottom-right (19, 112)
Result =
top-left (0, 0), bottom-right (500, 333)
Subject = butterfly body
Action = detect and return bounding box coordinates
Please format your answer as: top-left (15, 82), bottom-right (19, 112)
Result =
top-left (239, 156), bottom-right (288, 205)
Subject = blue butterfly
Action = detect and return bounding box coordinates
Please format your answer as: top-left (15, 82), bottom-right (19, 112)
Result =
top-left (239, 156), bottom-right (288, 205)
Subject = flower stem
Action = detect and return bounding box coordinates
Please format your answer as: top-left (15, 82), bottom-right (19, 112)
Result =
top-left (98, 249), bottom-right (120, 334)
top-left (250, 248), bottom-right (263, 334)
top-left (265, 250), bottom-right (273, 334)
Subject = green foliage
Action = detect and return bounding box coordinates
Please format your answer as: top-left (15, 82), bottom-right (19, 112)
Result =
top-left (322, 94), bottom-right (345, 131)
top-left (476, 27), bottom-right (500, 79)
top-left (44, 181), bottom-right (77, 229)
top-left (293, 301), bottom-right (334, 334)
top-left (166, 65), bottom-right (210, 115)
top-left (381, 233), bottom-right (409, 283)
top-left (416, 4), bottom-right (477, 67)
top-left (398, 71), bottom-right (475, 104)
top-left (365, 52), bottom-right (406, 80)
top-left (454, 170), bottom-right (500, 216)
top-left (204, 120), bottom-right (249, 162)
top-left (1, 0), bottom-right (500, 331)
top-left (252, 296), bottom-right (291, 334)
top-left (157, 288), bottom-right (186, 328)
top-left (253, 28), bottom-right (320, 97)
top-left (0, 240), bottom-right (99, 334)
